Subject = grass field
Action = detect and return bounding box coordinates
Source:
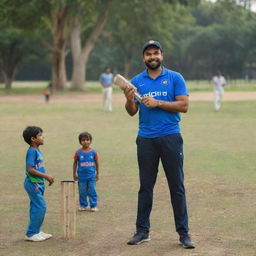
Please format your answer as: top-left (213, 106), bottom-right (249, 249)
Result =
top-left (0, 94), bottom-right (256, 256)
top-left (0, 79), bottom-right (256, 95)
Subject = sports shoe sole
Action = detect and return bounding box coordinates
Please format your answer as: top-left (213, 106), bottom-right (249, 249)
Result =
top-left (128, 237), bottom-right (151, 245)
top-left (180, 242), bottom-right (195, 249)
top-left (25, 237), bottom-right (46, 242)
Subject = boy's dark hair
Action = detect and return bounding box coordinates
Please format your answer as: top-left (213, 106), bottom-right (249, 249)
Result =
top-left (23, 126), bottom-right (43, 145)
top-left (78, 132), bottom-right (92, 143)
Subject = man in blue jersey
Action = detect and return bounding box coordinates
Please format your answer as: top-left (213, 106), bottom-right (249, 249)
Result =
top-left (124, 40), bottom-right (195, 249)
top-left (99, 67), bottom-right (113, 112)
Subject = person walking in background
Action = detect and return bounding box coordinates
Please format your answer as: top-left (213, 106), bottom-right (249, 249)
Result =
top-left (212, 71), bottom-right (226, 111)
top-left (99, 67), bottom-right (113, 112)
top-left (23, 126), bottom-right (54, 242)
top-left (123, 40), bottom-right (195, 249)
top-left (42, 82), bottom-right (52, 103)
top-left (73, 132), bottom-right (99, 212)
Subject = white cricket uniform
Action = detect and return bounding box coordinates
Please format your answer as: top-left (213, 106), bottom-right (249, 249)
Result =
top-left (99, 72), bottom-right (113, 112)
top-left (212, 75), bottom-right (226, 110)
top-left (102, 87), bottom-right (112, 112)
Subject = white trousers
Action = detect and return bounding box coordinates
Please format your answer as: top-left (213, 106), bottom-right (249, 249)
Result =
top-left (214, 87), bottom-right (224, 111)
top-left (102, 87), bottom-right (112, 111)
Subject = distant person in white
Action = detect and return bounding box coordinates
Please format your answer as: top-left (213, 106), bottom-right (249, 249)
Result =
top-left (99, 67), bottom-right (113, 112)
top-left (212, 71), bottom-right (226, 111)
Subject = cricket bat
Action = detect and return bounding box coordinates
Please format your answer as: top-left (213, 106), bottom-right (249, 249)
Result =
top-left (113, 74), bottom-right (142, 101)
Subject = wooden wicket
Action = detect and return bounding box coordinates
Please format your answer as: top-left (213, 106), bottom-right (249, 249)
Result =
top-left (61, 180), bottom-right (77, 239)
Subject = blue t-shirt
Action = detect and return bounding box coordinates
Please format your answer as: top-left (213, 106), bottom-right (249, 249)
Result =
top-left (131, 67), bottom-right (189, 138)
top-left (74, 148), bottom-right (98, 181)
top-left (25, 147), bottom-right (46, 183)
top-left (99, 73), bottom-right (113, 87)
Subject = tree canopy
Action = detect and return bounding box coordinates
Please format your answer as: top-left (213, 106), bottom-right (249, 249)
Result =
top-left (1, 0), bottom-right (256, 89)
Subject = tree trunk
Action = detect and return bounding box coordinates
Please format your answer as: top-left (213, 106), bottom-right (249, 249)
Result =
top-left (50, 7), bottom-right (69, 90)
top-left (70, 3), bottom-right (110, 90)
top-left (70, 18), bottom-right (85, 90)
top-left (2, 68), bottom-right (15, 90)
top-left (51, 45), bottom-right (67, 90)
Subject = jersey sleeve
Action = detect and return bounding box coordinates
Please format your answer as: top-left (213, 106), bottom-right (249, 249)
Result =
top-left (94, 151), bottom-right (99, 161)
top-left (174, 73), bottom-right (189, 96)
top-left (26, 148), bottom-right (37, 167)
top-left (74, 151), bottom-right (78, 161)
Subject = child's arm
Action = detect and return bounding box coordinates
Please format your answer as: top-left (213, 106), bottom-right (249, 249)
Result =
top-left (95, 158), bottom-right (99, 181)
top-left (73, 160), bottom-right (78, 181)
top-left (28, 166), bottom-right (54, 185)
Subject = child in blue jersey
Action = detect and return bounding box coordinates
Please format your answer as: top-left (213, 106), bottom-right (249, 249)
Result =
top-left (23, 126), bottom-right (54, 242)
top-left (73, 132), bottom-right (99, 212)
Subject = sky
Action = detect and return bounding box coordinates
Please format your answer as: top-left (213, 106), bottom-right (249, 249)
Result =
top-left (207, 0), bottom-right (256, 11)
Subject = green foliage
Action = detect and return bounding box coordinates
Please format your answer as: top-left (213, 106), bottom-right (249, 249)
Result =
top-left (1, 0), bottom-right (256, 82)
top-left (0, 0), bottom-right (51, 30)
top-left (169, 0), bottom-right (256, 79)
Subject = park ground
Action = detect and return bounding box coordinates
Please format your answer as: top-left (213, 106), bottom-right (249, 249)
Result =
top-left (1, 91), bottom-right (256, 103)
top-left (0, 91), bottom-right (256, 256)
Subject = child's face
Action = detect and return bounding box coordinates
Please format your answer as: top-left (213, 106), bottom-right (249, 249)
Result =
top-left (31, 132), bottom-right (44, 146)
top-left (80, 137), bottom-right (91, 149)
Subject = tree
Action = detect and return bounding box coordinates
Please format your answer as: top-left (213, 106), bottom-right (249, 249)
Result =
top-left (0, 0), bottom-right (72, 90)
top-left (48, 3), bottom-right (71, 90)
top-left (0, 28), bottom-right (27, 89)
top-left (0, 0), bottom-right (48, 89)
top-left (103, 0), bottom-right (200, 78)
top-left (70, 0), bottom-right (112, 90)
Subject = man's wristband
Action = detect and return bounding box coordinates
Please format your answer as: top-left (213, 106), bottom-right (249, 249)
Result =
top-left (157, 100), bottom-right (163, 107)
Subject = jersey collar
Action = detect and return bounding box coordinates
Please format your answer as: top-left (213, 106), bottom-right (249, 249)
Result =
top-left (142, 66), bottom-right (167, 79)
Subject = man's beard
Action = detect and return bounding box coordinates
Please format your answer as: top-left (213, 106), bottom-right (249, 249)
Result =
top-left (145, 59), bottom-right (162, 70)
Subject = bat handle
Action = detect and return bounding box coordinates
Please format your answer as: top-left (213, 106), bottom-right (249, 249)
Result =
top-left (134, 92), bottom-right (142, 101)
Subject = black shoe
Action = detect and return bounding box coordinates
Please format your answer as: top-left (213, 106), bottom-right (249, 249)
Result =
top-left (179, 234), bottom-right (195, 249)
top-left (127, 232), bottom-right (151, 245)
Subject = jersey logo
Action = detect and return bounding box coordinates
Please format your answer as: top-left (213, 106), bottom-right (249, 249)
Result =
top-left (80, 162), bottom-right (95, 167)
top-left (143, 91), bottom-right (167, 97)
top-left (161, 79), bottom-right (169, 85)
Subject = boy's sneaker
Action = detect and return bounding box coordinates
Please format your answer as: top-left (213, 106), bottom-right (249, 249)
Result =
top-left (179, 234), bottom-right (195, 249)
top-left (127, 232), bottom-right (151, 245)
top-left (39, 231), bottom-right (53, 240)
top-left (78, 207), bottom-right (89, 211)
top-left (25, 233), bottom-right (46, 242)
top-left (90, 207), bottom-right (99, 212)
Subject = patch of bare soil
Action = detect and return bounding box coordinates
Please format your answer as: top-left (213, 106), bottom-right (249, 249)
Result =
top-left (0, 92), bottom-right (256, 104)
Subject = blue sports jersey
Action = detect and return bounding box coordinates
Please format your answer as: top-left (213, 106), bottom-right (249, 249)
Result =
top-left (131, 67), bottom-right (189, 138)
top-left (74, 148), bottom-right (98, 181)
top-left (99, 73), bottom-right (113, 87)
top-left (25, 147), bottom-right (46, 183)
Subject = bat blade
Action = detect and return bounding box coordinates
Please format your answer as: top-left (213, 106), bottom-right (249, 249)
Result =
top-left (113, 74), bottom-right (142, 101)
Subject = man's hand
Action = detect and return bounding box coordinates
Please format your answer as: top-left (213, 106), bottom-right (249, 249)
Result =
top-left (96, 173), bottom-right (99, 181)
top-left (141, 96), bottom-right (158, 108)
top-left (123, 86), bottom-right (136, 102)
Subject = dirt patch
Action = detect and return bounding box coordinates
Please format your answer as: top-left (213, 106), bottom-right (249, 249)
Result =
top-left (0, 92), bottom-right (256, 104)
